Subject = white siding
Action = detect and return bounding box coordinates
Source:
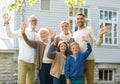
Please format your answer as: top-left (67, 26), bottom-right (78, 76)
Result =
top-left (13, 0), bottom-right (120, 63)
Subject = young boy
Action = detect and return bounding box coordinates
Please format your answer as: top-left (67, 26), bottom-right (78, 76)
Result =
top-left (64, 36), bottom-right (92, 84)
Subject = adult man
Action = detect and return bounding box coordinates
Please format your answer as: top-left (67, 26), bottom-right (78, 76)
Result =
top-left (73, 13), bottom-right (110, 84)
top-left (3, 13), bottom-right (39, 84)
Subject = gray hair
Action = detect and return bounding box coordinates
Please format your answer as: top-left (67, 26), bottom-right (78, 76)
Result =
top-left (38, 28), bottom-right (49, 34)
top-left (27, 15), bottom-right (38, 22)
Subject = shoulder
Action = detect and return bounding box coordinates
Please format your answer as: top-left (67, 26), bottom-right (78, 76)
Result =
top-left (55, 35), bottom-right (60, 39)
top-left (66, 55), bottom-right (72, 60)
top-left (86, 27), bottom-right (94, 31)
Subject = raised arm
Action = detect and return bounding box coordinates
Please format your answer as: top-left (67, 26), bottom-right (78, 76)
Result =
top-left (47, 43), bottom-right (56, 59)
top-left (82, 43), bottom-right (92, 59)
top-left (48, 29), bottom-right (56, 43)
top-left (21, 23), bottom-right (38, 49)
top-left (89, 27), bottom-right (110, 47)
top-left (82, 36), bottom-right (92, 59)
top-left (3, 13), bottom-right (21, 38)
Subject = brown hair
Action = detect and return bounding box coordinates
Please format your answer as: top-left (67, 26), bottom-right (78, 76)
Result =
top-left (76, 13), bottom-right (85, 18)
top-left (57, 41), bottom-right (68, 56)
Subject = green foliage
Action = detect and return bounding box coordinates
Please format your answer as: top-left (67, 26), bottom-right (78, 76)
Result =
top-left (6, 0), bottom-right (86, 11)
top-left (29, 0), bottom-right (37, 6)
top-left (6, 0), bottom-right (37, 11)
top-left (65, 0), bottom-right (86, 9)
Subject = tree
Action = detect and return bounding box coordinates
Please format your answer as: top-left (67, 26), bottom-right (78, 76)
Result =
top-left (6, 0), bottom-right (86, 11)
top-left (65, 0), bottom-right (86, 9)
top-left (6, 0), bottom-right (37, 11)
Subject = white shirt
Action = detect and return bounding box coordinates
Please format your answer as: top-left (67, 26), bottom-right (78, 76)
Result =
top-left (73, 27), bottom-right (103, 60)
top-left (5, 25), bottom-right (39, 63)
top-left (42, 43), bottom-right (53, 63)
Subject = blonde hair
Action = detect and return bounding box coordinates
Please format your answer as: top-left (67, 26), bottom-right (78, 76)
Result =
top-left (60, 21), bottom-right (70, 29)
top-left (70, 42), bottom-right (80, 49)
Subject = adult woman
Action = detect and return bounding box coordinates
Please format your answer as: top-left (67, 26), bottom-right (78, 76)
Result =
top-left (54, 21), bottom-right (74, 55)
top-left (21, 23), bottom-right (55, 84)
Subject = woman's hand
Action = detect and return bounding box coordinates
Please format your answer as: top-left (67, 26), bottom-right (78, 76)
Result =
top-left (21, 23), bottom-right (26, 33)
top-left (49, 29), bottom-right (55, 38)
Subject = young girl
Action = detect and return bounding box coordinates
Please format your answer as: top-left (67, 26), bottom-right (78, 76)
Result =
top-left (64, 36), bottom-right (92, 84)
top-left (47, 41), bottom-right (68, 84)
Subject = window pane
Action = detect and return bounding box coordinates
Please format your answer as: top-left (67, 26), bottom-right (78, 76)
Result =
top-left (79, 8), bottom-right (83, 14)
top-left (105, 38), bottom-right (108, 44)
top-left (114, 38), bottom-right (117, 44)
top-left (109, 70), bottom-right (113, 81)
top-left (84, 8), bottom-right (88, 18)
top-left (100, 10), bottom-right (104, 20)
top-left (75, 25), bottom-right (78, 31)
top-left (112, 12), bottom-right (117, 21)
top-left (104, 11), bottom-right (108, 20)
top-left (99, 70), bottom-right (103, 81)
top-left (69, 20), bottom-right (73, 33)
top-left (41, 0), bottom-right (50, 10)
top-left (114, 24), bottom-right (117, 37)
top-left (100, 22), bottom-right (103, 28)
top-left (74, 8), bottom-right (78, 16)
top-left (109, 38), bottom-right (112, 44)
top-left (104, 70), bottom-right (108, 80)
top-left (109, 11), bottom-right (112, 20)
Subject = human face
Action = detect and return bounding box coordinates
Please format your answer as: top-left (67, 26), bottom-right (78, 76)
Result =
top-left (71, 45), bottom-right (80, 56)
top-left (29, 17), bottom-right (38, 29)
top-left (60, 23), bottom-right (70, 35)
top-left (59, 43), bottom-right (67, 53)
top-left (39, 30), bottom-right (49, 42)
top-left (75, 15), bottom-right (85, 28)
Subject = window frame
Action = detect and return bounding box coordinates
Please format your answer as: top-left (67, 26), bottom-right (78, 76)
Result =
top-left (68, 7), bottom-right (91, 33)
top-left (99, 9), bottom-right (118, 46)
top-left (40, 0), bottom-right (51, 12)
top-left (98, 69), bottom-right (115, 82)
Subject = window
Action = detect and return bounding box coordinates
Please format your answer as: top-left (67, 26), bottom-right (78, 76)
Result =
top-left (99, 10), bottom-right (118, 45)
top-left (99, 69), bottom-right (114, 82)
top-left (69, 7), bottom-right (91, 33)
top-left (41, 0), bottom-right (51, 11)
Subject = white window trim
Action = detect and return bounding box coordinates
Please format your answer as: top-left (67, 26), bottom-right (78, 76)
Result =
top-left (99, 9), bottom-right (118, 46)
top-left (68, 7), bottom-right (91, 33)
top-left (40, 0), bottom-right (52, 12)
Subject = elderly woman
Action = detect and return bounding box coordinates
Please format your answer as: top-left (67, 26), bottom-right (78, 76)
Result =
top-left (21, 23), bottom-right (55, 84)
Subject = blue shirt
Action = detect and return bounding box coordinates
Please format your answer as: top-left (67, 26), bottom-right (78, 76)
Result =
top-left (64, 43), bottom-right (92, 80)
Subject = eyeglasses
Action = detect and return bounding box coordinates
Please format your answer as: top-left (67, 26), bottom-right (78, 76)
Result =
top-left (30, 20), bottom-right (37, 22)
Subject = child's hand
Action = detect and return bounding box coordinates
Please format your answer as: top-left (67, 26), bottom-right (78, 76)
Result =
top-left (82, 36), bottom-right (88, 42)
top-left (21, 23), bottom-right (26, 33)
top-left (66, 79), bottom-right (71, 84)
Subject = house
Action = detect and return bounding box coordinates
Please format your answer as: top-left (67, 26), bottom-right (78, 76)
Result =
top-left (0, 0), bottom-right (120, 83)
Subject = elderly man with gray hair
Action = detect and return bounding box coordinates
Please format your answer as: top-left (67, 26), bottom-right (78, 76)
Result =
top-left (3, 13), bottom-right (40, 84)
